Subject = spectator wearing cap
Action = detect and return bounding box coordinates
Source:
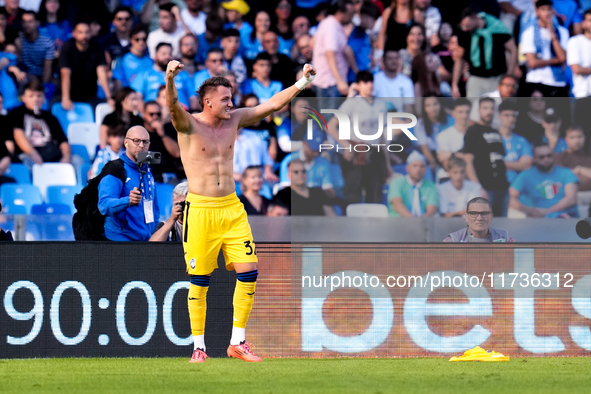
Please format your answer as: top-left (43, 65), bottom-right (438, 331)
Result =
top-left (181, 0), bottom-right (207, 36)
top-left (539, 107), bottom-right (567, 153)
top-left (497, 99), bottom-right (533, 185)
top-left (520, 0), bottom-right (569, 97)
top-left (112, 24), bottom-right (153, 90)
top-left (567, 9), bottom-right (591, 98)
top-left (194, 48), bottom-right (225, 91)
top-left (510, 142), bottom-right (579, 218)
top-left (463, 97), bottom-right (510, 217)
top-left (443, 197), bottom-right (514, 242)
top-left (291, 128), bottom-right (335, 199)
top-left (555, 124), bottom-right (591, 218)
top-left (387, 151), bottom-right (438, 217)
top-left (147, 3), bottom-right (187, 59)
top-left (262, 30), bottom-right (295, 89)
top-left (310, 0), bottom-right (356, 102)
top-left (132, 42), bottom-right (197, 110)
top-left (221, 28), bottom-right (247, 84)
top-left (221, 0), bottom-right (252, 50)
top-left (454, 7), bottom-right (517, 98)
top-left (241, 52), bottom-right (283, 104)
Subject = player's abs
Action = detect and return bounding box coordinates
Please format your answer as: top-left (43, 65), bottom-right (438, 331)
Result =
top-left (183, 154), bottom-right (236, 197)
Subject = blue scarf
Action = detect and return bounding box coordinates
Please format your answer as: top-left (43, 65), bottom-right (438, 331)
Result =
top-left (533, 20), bottom-right (565, 83)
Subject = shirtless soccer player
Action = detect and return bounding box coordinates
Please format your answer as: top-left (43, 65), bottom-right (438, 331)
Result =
top-left (166, 60), bottom-right (316, 362)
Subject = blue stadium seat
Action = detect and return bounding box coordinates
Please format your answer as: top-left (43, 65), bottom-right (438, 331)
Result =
top-left (279, 153), bottom-right (292, 183)
top-left (5, 163), bottom-right (31, 184)
top-left (77, 163), bottom-right (92, 186)
top-left (46, 185), bottom-right (82, 213)
top-left (71, 144), bottom-right (91, 165)
top-left (0, 184), bottom-right (43, 214)
top-left (155, 183), bottom-right (174, 221)
top-left (51, 102), bottom-right (94, 132)
top-left (31, 203), bottom-right (72, 215)
top-left (26, 216), bottom-right (74, 241)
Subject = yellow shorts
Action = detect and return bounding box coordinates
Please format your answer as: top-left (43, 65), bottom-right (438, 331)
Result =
top-left (182, 192), bottom-right (258, 275)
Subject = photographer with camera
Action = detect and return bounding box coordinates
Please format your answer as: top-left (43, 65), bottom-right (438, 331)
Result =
top-left (97, 126), bottom-right (160, 241)
top-left (150, 181), bottom-right (188, 242)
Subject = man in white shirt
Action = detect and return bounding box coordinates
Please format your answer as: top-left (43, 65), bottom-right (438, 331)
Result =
top-left (438, 156), bottom-right (483, 217)
top-left (567, 9), bottom-right (591, 98)
top-left (520, 0), bottom-right (569, 97)
top-left (372, 50), bottom-right (414, 113)
top-left (181, 0), bottom-right (207, 36)
top-left (436, 98), bottom-right (471, 171)
top-left (147, 3), bottom-right (187, 59)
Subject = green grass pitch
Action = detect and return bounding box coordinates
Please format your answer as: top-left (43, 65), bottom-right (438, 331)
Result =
top-left (1, 357), bottom-right (591, 393)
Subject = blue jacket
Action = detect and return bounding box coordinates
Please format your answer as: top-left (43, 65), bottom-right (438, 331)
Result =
top-left (98, 152), bottom-right (159, 241)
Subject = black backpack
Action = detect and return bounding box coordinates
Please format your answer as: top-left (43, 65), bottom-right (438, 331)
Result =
top-left (72, 159), bottom-right (126, 240)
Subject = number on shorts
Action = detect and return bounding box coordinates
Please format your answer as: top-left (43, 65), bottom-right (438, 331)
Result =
top-left (244, 240), bottom-right (256, 256)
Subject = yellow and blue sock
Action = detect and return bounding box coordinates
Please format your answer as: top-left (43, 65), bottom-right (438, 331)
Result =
top-left (230, 269), bottom-right (258, 345)
top-left (188, 275), bottom-right (210, 351)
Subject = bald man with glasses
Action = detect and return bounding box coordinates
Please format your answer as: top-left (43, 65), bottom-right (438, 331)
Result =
top-left (97, 126), bottom-right (161, 241)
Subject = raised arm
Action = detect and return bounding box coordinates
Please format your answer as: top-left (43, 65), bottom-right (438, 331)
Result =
top-left (165, 60), bottom-right (195, 134)
top-left (235, 64), bottom-right (317, 130)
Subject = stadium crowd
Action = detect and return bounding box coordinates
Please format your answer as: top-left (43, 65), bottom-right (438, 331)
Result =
top-left (1, 0), bottom-right (591, 226)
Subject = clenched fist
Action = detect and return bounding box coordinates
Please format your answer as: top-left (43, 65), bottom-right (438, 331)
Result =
top-left (166, 60), bottom-right (184, 79)
top-left (303, 63), bottom-right (316, 79)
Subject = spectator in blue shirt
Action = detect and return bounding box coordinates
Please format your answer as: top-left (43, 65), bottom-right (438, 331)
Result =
top-left (291, 128), bottom-right (335, 198)
top-left (194, 48), bottom-right (225, 91)
top-left (112, 24), bottom-right (153, 90)
top-left (0, 51), bottom-right (20, 111)
top-left (38, 0), bottom-right (71, 59)
top-left (17, 11), bottom-right (55, 84)
top-left (132, 42), bottom-right (197, 110)
top-left (497, 100), bottom-right (532, 184)
top-left (196, 13), bottom-right (223, 64)
top-left (241, 10), bottom-right (271, 60)
top-left (347, 1), bottom-right (380, 83)
top-left (241, 52), bottom-right (283, 103)
top-left (510, 142), bottom-right (579, 218)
